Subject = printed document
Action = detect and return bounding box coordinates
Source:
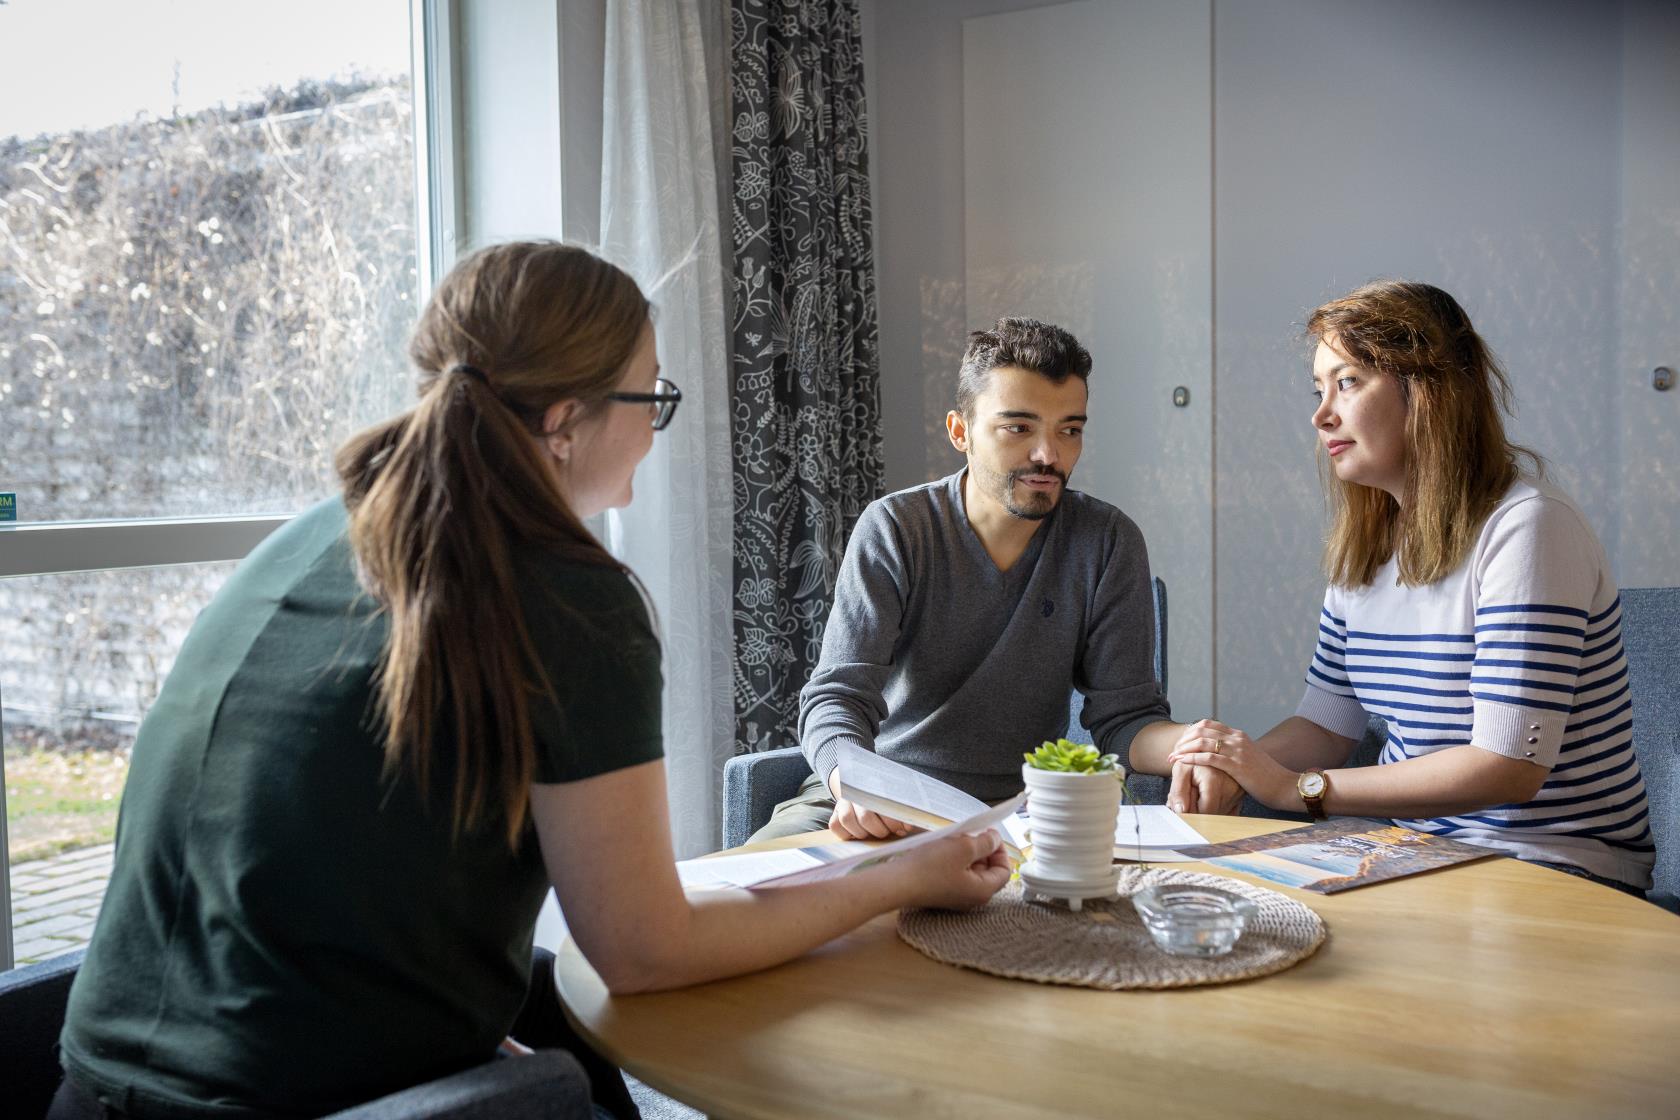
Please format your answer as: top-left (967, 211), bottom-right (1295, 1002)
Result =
top-left (677, 795), bottom-right (1026, 891)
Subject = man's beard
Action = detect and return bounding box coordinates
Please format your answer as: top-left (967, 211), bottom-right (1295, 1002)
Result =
top-left (984, 463), bottom-right (1067, 521)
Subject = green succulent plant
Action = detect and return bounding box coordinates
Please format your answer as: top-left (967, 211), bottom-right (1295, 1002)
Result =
top-left (1023, 738), bottom-right (1124, 776)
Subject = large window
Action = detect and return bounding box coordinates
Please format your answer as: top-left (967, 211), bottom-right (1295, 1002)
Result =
top-left (1, 0), bottom-right (427, 968)
top-left (3, 563), bottom-right (237, 963)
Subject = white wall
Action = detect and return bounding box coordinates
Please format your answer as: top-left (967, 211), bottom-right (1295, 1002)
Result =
top-left (456, 0), bottom-right (565, 246)
top-left (961, 1), bottom-right (1215, 720)
top-left (1213, 0), bottom-right (1625, 733)
top-left (863, 0), bottom-right (1071, 489)
top-left (862, 0), bottom-right (1680, 736)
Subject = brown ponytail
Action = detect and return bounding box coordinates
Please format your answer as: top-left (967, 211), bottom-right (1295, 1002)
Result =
top-left (334, 242), bottom-right (650, 847)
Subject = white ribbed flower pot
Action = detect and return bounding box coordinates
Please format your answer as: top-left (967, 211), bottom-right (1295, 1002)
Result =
top-left (1019, 763), bottom-right (1123, 909)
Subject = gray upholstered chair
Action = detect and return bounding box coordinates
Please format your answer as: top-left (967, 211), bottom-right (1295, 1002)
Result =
top-left (0, 949), bottom-right (87, 1120)
top-left (1621, 586), bottom-right (1678, 912)
top-left (720, 744), bottom-right (817, 849)
top-left (326, 1051), bottom-right (592, 1119)
top-left (0, 950), bottom-right (594, 1120)
top-left (722, 577), bottom-right (1170, 848)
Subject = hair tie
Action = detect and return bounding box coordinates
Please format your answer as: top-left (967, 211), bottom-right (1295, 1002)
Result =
top-left (448, 362), bottom-right (490, 386)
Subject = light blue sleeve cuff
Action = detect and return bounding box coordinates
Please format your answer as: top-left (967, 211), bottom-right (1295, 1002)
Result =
top-left (1295, 682), bottom-right (1371, 741)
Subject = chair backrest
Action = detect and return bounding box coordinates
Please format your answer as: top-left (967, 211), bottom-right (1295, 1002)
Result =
top-left (0, 948), bottom-right (595, 1119)
top-left (1150, 575), bottom-right (1168, 696)
top-left (721, 746), bottom-right (813, 849)
top-left (1068, 576), bottom-right (1169, 803)
top-left (1621, 587), bottom-right (1679, 911)
top-left (0, 948), bottom-right (86, 1119)
top-left (326, 1050), bottom-right (593, 1119)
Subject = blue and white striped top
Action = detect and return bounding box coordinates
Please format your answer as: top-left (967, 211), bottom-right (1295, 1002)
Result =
top-left (1296, 478), bottom-right (1654, 889)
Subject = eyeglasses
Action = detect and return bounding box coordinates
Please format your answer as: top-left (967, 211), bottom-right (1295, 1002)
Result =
top-left (606, 377), bottom-right (683, 431)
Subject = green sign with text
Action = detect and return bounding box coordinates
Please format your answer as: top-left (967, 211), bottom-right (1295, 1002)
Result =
top-left (0, 492), bottom-right (15, 521)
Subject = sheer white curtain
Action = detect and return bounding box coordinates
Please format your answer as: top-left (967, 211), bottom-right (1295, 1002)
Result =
top-left (600, 0), bottom-right (734, 859)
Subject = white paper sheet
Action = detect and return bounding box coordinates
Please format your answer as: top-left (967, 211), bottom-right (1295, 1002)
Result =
top-left (676, 841), bottom-right (882, 891)
top-left (1001, 809), bottom-right (1033, 852)
top-left (1009, 804), bottom-right (1211, 863)
top-left (677, 848), bottom-right (822, 890)
top-left (1111, 805), bottom-right (1210, 851)
top-left (750, 793), bottom-right (1027, 889)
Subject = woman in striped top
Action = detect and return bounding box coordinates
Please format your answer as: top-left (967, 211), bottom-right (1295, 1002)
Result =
top-left (1167, 280), bottom-right (1654, 893)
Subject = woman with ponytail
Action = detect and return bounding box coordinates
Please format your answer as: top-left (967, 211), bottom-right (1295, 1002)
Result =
top-left (1162, 280), bottom-right (1654, 896)
top-left (52, 242), bottom-right (1010, 1120)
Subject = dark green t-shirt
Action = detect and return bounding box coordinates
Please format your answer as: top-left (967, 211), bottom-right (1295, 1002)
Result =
top-left (59, 498), bottom-right (663, 1118)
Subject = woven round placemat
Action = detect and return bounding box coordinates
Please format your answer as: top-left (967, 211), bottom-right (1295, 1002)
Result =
top-left (897, 868), bottom-right (1327, 990)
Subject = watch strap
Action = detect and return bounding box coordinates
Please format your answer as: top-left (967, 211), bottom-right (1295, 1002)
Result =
top-left (1298, 769), bottom-right (1329, 820)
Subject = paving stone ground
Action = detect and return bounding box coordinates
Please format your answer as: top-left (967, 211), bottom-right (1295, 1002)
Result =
top-left (9, 842), bottom-right (113, 965)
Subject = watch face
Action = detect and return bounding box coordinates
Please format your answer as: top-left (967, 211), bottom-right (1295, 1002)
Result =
top-left (1301, 772), bottom-right (1327, 798)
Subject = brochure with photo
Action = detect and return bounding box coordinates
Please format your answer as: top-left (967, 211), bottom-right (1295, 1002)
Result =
top-left (1176, 817), bottom-right (1503, 894)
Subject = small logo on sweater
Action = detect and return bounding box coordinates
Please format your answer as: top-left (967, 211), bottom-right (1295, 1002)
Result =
top-left (1041, 598), bottom-right (1055, 618)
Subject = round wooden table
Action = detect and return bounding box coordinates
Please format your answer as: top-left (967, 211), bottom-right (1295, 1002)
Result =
top-left (556, 815), bottom-right (1680, 1119)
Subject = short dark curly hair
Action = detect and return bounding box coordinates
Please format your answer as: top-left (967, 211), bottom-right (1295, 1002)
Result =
top-left (956, 317), bottom-right (1092, 416)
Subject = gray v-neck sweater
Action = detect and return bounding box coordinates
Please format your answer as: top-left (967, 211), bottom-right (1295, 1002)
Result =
top-left (798, 470), bottom-right (1171, 802)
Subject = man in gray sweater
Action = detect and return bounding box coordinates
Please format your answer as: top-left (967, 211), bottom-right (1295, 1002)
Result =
top-left (752, 317), bottom-right (1216, 842)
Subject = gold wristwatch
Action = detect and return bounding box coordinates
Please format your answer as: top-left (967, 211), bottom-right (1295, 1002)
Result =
top-left (1297, 770), bottom-right (1330, 820)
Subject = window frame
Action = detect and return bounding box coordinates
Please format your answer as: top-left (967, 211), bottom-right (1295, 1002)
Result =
top-left (0, 0), bottom-right (459, 973)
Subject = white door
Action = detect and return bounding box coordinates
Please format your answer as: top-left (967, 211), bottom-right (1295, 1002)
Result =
top-left (963, 0), bottom-right (1214, 719)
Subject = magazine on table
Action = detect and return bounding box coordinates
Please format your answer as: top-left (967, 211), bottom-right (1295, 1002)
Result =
top-left (1175, 817), bottom-right (1504, 893)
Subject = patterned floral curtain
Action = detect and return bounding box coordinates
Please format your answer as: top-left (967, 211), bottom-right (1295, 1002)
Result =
top-left (729, 0), bottom-right (883, 754)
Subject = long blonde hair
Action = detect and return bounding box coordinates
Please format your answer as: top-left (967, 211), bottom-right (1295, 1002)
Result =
top-left (334, 241), bottom-right (649, 847)
top-left (1307, 280), bottom-right (1540, 588)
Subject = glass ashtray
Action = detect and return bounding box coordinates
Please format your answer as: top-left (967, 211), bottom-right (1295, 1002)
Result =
top-left (1131, 882), bottom-right (1259, 957)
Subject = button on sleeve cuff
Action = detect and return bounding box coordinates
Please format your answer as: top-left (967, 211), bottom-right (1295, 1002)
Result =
top-left (1470, 700), bottom-right (1566, 767)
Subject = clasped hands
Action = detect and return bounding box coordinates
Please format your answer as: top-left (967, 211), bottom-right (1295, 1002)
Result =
top-left (1167, 718), bottom-right (1298, 813)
